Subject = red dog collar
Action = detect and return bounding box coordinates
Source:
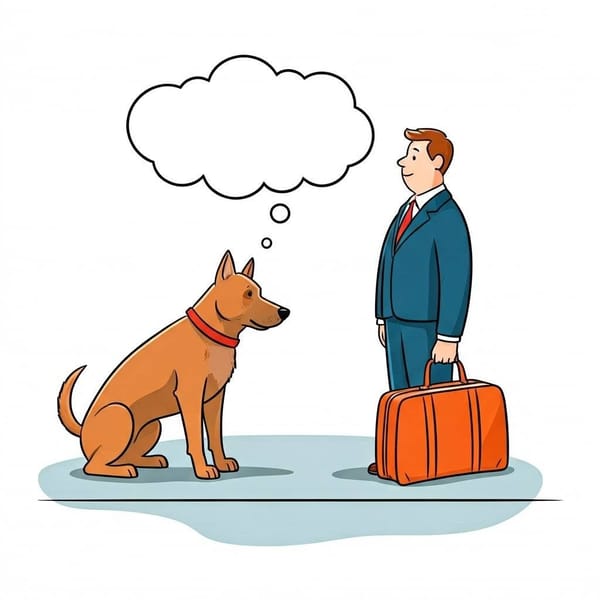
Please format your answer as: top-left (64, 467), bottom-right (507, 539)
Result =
top-left (186, 307), bottom-right (239, 348)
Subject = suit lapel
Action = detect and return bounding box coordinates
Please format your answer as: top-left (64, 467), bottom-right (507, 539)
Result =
top-left (386, 202), bottom-right (409, 255)
top-left (394, 189), bottom-right (451, 252)
top-left (394, 206), bottom-right (430, 251)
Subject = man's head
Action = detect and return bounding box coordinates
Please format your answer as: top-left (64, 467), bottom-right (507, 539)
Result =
top-left (397, 128), bottom-right (453, 195)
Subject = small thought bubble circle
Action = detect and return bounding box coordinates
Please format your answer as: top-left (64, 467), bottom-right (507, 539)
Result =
top-left (261, 237), bottom-right (273, 249)
top-left (270, 203), bottom-right (291, 224)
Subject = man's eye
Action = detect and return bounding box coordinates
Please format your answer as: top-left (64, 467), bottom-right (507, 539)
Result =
top-left (412, 155), bottom-right (416, 161)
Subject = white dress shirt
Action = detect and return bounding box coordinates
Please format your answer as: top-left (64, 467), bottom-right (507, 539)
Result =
top-left (377, 184), bottom-right (460, 343)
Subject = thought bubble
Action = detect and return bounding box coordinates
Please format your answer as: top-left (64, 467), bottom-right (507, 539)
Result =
top-left (126, 55), bottom-right (374, 199)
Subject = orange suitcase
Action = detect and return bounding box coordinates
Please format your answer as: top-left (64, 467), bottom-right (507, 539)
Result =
top-left (375, 360), bottom-right (508, 485)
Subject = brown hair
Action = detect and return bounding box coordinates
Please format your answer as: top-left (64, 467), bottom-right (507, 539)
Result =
top-left (404, 128), bottom-right (454, 174)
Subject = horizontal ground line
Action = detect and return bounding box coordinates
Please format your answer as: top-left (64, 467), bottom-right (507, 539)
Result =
top-left (39, 498), bottom-right (561, 503)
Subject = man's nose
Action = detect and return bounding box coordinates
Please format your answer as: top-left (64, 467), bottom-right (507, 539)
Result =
top-left (397, 157), bottom-right (406, 167)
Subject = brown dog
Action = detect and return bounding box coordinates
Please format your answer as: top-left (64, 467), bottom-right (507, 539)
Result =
top-left (58, 251), bottom-right (290, 479)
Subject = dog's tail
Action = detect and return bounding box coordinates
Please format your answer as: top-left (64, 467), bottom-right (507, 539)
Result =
top-left (57, 365), bottom-right (86, 437)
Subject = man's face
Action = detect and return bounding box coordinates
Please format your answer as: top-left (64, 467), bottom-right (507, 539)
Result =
top-left (397, 140), bottom-right (441, 194)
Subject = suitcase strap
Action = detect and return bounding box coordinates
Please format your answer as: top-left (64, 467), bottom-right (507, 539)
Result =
top-left (423, 387), bottom-right (483, 479)
top-left (424, 395), bottom-right (437, 479)
top-left (467, 388), bottom-right (482, 472)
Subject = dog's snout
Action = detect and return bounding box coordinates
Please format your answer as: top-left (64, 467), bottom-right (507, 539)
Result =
top-left (278, 307), bottom-right (291, 321)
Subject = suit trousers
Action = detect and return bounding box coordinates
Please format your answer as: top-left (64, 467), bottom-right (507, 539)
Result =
top-left (384, 318), bottom-right (453, 389)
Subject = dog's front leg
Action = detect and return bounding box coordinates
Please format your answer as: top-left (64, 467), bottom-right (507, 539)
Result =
top-left (175, 377), bottom-right (220, 479)
top-left (204, 389), bottom-right (239, 473)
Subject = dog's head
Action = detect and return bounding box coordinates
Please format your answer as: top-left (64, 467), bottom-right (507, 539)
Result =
top-left (212, 251), bottom-right (290, 330)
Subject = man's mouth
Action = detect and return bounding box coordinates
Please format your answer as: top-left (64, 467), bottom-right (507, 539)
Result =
top-left (403, 172), bottom-right (413, 177)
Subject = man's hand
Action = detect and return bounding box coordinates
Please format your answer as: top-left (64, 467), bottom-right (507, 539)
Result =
top-left (378, 324), bottom-right (386, 347)
top-left (432, 340), bottom-right (458, 363)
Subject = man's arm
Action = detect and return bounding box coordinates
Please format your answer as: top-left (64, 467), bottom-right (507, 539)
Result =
top-left (433, 207), bottom-right (472, 361)
top-left (375, 212), bottom-right (401, 346)
top-left (375, 219), bottom-right (396, 321)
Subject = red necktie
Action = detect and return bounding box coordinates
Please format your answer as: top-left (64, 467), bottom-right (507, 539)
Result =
top-left (395, 200), bottom-right (416, 246)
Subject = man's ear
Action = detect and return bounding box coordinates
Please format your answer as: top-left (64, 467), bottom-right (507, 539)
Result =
top-left (216, 250), bottom-right (236, 283)
top-left (241, 258), bottom-right (255, 279)
top-left (432, 154), bottom-right (444, 171)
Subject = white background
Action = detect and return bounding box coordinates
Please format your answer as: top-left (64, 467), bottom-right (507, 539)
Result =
top-left (1, 1), bottom-right (598, 598)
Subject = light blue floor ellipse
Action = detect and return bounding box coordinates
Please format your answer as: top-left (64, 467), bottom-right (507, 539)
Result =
top-left (38, 435), bottom-right (543, 545)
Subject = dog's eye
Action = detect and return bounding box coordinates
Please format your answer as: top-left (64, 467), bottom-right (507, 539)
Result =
top-left (244, 290), bottom-right (253, 298)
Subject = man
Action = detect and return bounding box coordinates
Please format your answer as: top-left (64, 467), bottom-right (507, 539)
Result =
top-left (369, 128), bottom-right (472, 475)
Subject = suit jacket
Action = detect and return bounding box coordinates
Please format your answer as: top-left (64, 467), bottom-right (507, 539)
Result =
top-left (375, 188), bottom-right (472, 338)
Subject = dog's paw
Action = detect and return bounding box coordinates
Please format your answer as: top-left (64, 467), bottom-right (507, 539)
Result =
top-left (84, 463), bottom-right (138, 478)
top-left (216, 457), bottom-right (239, 472)
top-left (136, 455), bottom-right (169, 468)
top-left (194, 465), bottom-right (220, 480)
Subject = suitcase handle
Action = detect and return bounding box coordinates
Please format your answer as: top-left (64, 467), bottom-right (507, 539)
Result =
top-left (422, 359), bottom-right (468, 388)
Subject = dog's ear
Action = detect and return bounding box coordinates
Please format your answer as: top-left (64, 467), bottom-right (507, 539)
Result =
top-left (216, 250), bottom-right (236, 282)
top-left (241, 258), bottom-right (255, 279)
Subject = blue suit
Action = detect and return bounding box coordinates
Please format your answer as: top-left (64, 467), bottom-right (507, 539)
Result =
top-left (375, 188), bottom-right (472, 389)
